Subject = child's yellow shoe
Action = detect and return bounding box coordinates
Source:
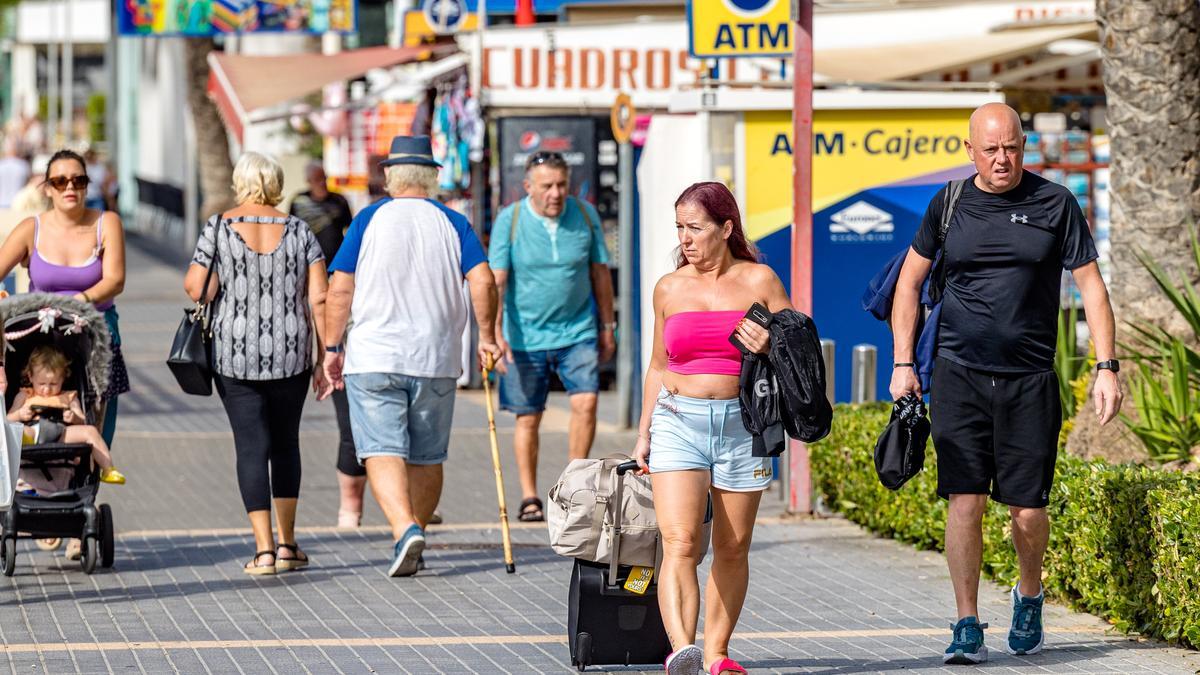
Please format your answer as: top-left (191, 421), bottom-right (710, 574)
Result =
top-left (99, 467), bottom-right (126, 485)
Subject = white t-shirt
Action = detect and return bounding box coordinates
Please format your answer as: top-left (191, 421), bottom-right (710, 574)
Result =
top-left (329, 197), bottom-right (487, 379)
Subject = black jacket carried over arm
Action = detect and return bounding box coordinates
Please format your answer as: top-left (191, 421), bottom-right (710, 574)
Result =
top-left (738, 309), bottom-right (833, 457)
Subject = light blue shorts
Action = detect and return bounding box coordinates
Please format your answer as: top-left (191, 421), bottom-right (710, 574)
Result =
top-left (345, 373), bottom-right (457, 466)
top-left (648, 388), bottom-right (773, 492)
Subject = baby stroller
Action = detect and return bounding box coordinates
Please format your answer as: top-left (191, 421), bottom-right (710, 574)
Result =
top-left (0, 293), bottom-right (116, 575)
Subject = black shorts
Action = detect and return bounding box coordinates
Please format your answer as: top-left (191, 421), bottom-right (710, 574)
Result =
top-left (930, 357), bottom-right (1061, 508)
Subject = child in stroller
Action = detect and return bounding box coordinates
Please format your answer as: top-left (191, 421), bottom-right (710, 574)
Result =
top-left (8, 345), bottom-right (125, 491)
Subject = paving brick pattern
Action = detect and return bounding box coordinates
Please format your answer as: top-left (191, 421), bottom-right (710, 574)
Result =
top-left (1, 243), bottom-right (1196, 674)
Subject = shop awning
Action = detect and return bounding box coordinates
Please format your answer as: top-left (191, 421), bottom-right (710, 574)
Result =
top-left (207, 44), bottom-right (458, 143)
top-left (815, 23), bottom-right (1097, 82)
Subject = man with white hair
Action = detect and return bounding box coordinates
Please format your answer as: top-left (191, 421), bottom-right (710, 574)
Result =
top-left (323, 135), bottom-right (502, 577)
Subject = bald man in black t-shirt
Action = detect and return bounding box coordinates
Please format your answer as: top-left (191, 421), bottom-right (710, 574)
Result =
top-left (890, 103), bottom-right (1122, 665)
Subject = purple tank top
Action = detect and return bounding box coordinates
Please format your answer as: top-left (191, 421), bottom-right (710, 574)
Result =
top-left (29, 215), bottom-right (114, 311)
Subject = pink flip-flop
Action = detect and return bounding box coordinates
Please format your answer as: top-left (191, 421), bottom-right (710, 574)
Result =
top-left (709, 657), bottom-right (747, 675)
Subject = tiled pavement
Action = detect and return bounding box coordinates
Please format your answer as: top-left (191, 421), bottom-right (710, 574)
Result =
top-left (2, 241), bottom-right (1198, 674)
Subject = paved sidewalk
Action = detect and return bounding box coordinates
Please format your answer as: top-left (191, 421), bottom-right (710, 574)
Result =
top-left (2, 241), bottom-right (1197, 674)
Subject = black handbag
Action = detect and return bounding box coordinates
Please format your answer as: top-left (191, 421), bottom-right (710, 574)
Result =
top-left (873, 394), bottom-right (930, 490)
top-left (166, 251), bottom-right (217, 396)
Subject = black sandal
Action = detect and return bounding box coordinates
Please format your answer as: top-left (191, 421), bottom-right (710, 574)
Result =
top-left (275, 543), bottom-right (309, 571)
top-left (518, 497), bottom-right (544, 522)
top-left (244, 550), bottom-right (276, 576)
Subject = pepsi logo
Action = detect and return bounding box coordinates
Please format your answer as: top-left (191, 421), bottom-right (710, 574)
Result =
top-left (519, 131), bottom-right (541, 151)
top-left (722, 0), bottom-right (773, 14)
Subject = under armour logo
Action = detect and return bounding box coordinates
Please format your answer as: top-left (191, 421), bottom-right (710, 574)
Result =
top-left (1011, 213), bottom-right (1029, 224)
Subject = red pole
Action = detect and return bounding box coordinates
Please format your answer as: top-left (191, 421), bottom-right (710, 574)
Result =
top-left (515, 0), bottom-right (535, 25)
top-left (788, 0), bottom-right (814, 515)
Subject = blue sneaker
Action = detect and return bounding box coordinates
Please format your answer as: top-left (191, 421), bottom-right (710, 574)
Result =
top-left (388, 524), bottom-right (426, 577)
top-left (1007, 586), bottom-right (1045, 655)
top-left (944, 616), bottom-right (988, 665)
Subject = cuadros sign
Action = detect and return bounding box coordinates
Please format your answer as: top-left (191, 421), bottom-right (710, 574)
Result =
top-left (687, 0), bottom-right (793, 58)
top-left (471, 21), bottom-right (787, 109)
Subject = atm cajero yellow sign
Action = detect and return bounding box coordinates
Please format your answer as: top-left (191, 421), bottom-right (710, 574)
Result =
top-left (743, 109), bottom-right (972, 242)
top-left (688, 0), bottom-right (792, 58)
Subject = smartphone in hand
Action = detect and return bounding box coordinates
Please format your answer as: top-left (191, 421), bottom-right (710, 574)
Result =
top-left (728, 302), bottom-right (772, 354)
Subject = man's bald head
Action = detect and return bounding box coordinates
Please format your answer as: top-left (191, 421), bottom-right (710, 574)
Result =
top-left (964, 102), bottom-right (1025, 194)
top-left (969, 103), bottom-right (1022, 143)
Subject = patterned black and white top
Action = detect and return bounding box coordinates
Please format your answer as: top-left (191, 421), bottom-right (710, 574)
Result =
top-left (191, 214), bottom-right (324, 381)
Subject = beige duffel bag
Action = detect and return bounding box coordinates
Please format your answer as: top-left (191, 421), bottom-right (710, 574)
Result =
top-left (546, 455), bottom-right (660, 567)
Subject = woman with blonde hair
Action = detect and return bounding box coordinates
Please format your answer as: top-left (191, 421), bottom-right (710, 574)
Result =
top-left (185, 151), bottom-right (331, 575)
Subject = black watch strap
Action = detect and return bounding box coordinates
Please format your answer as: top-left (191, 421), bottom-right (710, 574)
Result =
top-left (325, 344), bottom-right (344, 354)
top-left (1096, 359), bottom-right (1120, 373)
top-left (893, 362), bottom-right (915, 369)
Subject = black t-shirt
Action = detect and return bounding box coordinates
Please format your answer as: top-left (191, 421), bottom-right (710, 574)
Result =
top-left (289, 190), bottom-right (352, 262)
top-left (912, 171), bottom-right (1098, 373)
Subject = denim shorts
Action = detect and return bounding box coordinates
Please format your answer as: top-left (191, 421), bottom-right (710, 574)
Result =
top-left (648, 388), bottom-right (773, 492)
top-left (344, 372), bottom-right (457, 466)
top-left (499, 339), bottom-right (599, 415)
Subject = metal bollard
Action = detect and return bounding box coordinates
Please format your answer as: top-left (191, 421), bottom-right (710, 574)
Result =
top-left (820, 338), bottom-right (835, 404)
top-left (851, 344), bottom-right (877, 403)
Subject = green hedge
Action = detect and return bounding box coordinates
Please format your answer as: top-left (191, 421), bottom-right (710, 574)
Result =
top-left (811, 403), bottom-right (1200, 648)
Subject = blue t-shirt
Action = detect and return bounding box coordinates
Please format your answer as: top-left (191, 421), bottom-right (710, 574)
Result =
top-left (489, 197), bottom-right (609, 352)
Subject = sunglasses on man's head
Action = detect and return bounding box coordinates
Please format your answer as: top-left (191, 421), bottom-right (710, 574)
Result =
top-left (46, 175), bottom-right (89, 191)
top-left (526, 151), bottom-right (565, 169)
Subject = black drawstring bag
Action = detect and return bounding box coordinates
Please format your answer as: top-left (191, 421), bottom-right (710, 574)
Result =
top-left (874, 394), bottom-right (930, 490)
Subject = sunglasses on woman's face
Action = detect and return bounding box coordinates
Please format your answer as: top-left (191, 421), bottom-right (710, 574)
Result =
top-left (46, 175), bottom-right (90, 191)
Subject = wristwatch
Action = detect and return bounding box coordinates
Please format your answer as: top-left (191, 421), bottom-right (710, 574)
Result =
top-left (1096, 359), bottom-right (1120, 373)
top-left (325, 344), bottom-right (344, 354)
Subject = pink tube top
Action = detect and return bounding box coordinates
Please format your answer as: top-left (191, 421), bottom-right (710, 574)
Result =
top-left (663, 310), bottom-right (743, 376)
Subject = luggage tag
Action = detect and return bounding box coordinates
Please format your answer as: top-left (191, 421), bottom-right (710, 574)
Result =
top-left (623, 565), bottom-right (654, 594)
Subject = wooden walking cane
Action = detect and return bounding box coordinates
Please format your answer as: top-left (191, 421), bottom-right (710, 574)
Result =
top-left (482, 354), bottom-right (516, 573)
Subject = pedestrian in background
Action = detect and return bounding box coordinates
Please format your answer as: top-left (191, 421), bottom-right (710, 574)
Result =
top-left (488, 151), bottom-right (614, 523)
top-left (323, 135), bottom-right (501, 577)
top-left (890, 103), bottom-right (1122, 664)
top-left (288, 161), bottom-right (364, 529)
top-left (83, 149), bottom-right (114, 212)
top-left (0, 148), bottom-right (130, 559)
top-left (185, 151), bottom-right (331, 575)
top-left (633, 181), bottom-right (789, 675)
top-left (0, 140), bottom-right (30, 209)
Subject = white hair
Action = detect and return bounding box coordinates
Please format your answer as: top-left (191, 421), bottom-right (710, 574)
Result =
top-left (384, 164), bottom-right (439, 197)
top-left (232, 151), bottom-right (285, 206)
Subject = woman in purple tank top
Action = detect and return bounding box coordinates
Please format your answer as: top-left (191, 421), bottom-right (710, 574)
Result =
top-left (0, 149), bottom-right (129, 453)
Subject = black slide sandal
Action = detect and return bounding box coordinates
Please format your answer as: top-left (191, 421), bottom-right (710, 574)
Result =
top-left (518, 497), bottom-right (544, 522)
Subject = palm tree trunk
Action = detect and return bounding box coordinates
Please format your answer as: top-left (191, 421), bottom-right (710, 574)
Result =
top-left (183, 38), bottom-right (235, 219)
top-left (1096, 0), bottom-right (1200, 333)
top-left (1067, 1), bottom-right (1200, 461)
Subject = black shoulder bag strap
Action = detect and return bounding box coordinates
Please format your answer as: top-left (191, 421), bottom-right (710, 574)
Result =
top-left (931, 179), bottom-right (967, 304)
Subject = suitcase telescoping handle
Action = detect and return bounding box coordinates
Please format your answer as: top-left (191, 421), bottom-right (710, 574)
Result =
top-left (608, 460), bottom-right (641, 585)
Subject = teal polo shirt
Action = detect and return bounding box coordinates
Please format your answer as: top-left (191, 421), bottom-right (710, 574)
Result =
top-left (489, 197), bottom-right (609, 352)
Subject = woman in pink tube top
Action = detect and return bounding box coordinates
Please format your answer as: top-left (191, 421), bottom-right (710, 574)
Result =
top-left (633, 181), bottom-right (792, 675)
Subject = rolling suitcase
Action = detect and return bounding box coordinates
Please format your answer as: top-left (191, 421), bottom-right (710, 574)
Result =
top-left (567, 460), bottom-right (671, 671)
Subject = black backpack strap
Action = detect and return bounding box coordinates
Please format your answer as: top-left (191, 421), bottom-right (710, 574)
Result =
top-left (933, 179), bottom-right (967, 300)
top-left (938, 178), bottom-right (967, 245)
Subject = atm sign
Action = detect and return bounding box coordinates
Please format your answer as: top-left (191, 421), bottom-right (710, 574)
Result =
top-left (687, 0), bottom-right (792, 58)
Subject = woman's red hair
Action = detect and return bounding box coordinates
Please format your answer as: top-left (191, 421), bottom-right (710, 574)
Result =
top-left (673, 181), bottom-right (760, 269)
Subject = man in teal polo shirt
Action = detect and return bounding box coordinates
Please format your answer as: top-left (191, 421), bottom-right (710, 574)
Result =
top-left (489, 151), bottom-right (615, 522)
